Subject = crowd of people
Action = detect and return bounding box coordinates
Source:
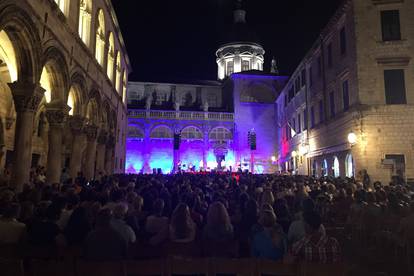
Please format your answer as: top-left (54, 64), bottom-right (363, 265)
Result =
top-left (0, 170), bottom-right (413, 266)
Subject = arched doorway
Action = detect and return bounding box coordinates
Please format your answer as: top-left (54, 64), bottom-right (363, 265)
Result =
top-left (321, 159), bottom-right (328, 177)
top-left (345, 153), bottom-right (355, 178)
top-left (333, 156), bottom-right (340, 177)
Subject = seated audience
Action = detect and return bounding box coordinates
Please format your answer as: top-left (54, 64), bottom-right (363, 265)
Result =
top-left (169, 203), bottom-right (196, 243)
top-left (251, 209), bottom-right (287, 261)
top-left (111, 203), bottom-right (136, 244)
top-left (291, 211), bottom-right (340, 263)
top-left (145, 198), bottom-right (169, 245)
top-left (203, 201), bottom-right (234, 242)
top-left (84, 209), bottom-right (128, 260)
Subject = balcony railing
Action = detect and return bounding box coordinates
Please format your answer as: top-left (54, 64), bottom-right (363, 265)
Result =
top-left (128, 109), bottom-right (234, 122)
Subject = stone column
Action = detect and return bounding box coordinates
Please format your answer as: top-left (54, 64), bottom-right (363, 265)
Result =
top-left (9, 82), bottom-right (44, 192)
top-left (84, 125), bottom-right (98, 180)
top-left (68, 116), bottom-right (85, 180)
top-left (45, 101), bottom-right (70, 184)
top-left (202, 128), bottom-right (209, 170)
top-left (104, 135), bottom-right (115, 175)
top-left (95, 131), bottom-right (107, 176)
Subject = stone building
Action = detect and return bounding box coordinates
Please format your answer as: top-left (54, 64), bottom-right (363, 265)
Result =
top-left (0, 0), bottom-right (130, 190)
top-left (126, 2), bottom-right (288, 174)
top-left (276, 0), bottom-right (414, 184)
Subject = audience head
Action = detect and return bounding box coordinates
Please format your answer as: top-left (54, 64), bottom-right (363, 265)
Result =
top-left (2, 203), bottom-right (20, 219)
top-left (153, 198), bottom-right (165, 216)
top-left (95, 208), bottom-right (112, 227)
top-left (303, 211), bottom-right (322, 234)
top-left (113, 203), bottom-right (128, 219)
top-left (206, 201), bottom-right (231, 227)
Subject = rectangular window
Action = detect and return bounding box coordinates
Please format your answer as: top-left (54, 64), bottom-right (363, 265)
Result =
top-left (284, 94), bottom-right (288, 107)
top-left (329, 91), bottom-right (335, 118)
top-left (227, 61), bottom-right (234, 75)
top-left (242, 60), bottom-right (250, 71)
top-left (327, 43), bottom-right (333, 68)
top-left (303, 109), bottom-right (308, 130)
top-left (340, 27), bottom-right (347, 55)
top-left (297, 113), bottom-right (302, 134)
top-left (342, 80), bottom-right (350, 111)
top-left (384, 69), bottom-right (407, 104)
top-left (301, 69), bottom-right (306, 87)
top-left (292, 118), bottom-right (296, 134)
top-left (381, 10), bottom-right (401, 41)
top-left (319, 100), bottom-right (324, 124)
top-left (285, 125), bottom-right (290, 140)
top-left (310, 106), bottom-right (315, 128)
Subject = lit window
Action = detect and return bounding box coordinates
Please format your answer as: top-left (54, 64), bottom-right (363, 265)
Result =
top-left (150, 126), bottom-right (173, 139)
top-left (95, 9), bottom-right (105, 66)
top-left (115, 52), bottom-right (122, 93)
top-left (227, 61), bottom-right (234, 76)
top-left (181, 126), bottom-right (203, 140)
top-left (67, 87), bottom-right (76, 116)
top-left (122, 71), bottom-right (127, 103)
top-left (54, 0), bottom-right (68, 16)
top-left (107, 32), bottom-right (115, 82)
top-left (242, 60), bottom-right (250, 71)
top-left (128, 126), bottom-right (144, 138)
top-left (209, 127), bottom-right (232, 141)
top-left (78, 0), bottom-right (92, 46)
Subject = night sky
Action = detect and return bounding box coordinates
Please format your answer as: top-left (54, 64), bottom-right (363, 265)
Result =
top-left (111, 0), bottom-right (343, 83)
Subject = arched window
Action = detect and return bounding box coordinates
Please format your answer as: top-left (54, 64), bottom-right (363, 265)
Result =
top-left (95, 9), bottom-right (105, 66)
top-left (40, 67), bottom-right (52, 103)
top-left (107, 32), bottom-right (115, 82)
top-left (55, 0), bottom-right (69, 16)
top-left (181, 126), bottom-right (203, 140)
top-left (333, 156), bottom-right (340, 177)
top-left (150, 126), bottom-right (173, 139)
top-left (122, 70), bottom-right (127, 103)
top-left (78, 0), bottom-right (92, 46)
top-left (67, 88), bottom-right (76, 116)
top-left (321, 159), bottom-right (328, 177)
top-left (209, 127), bottom-right (232, 140)
top-left (115, 52), bottom-right (121, 93)
top-left (128, 126), bottom-right (144, 139)
top-left (345, 154), bottom-right (355, 178)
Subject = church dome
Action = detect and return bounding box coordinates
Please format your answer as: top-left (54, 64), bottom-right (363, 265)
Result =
top-left (216, 1), bottom-right (265, 80)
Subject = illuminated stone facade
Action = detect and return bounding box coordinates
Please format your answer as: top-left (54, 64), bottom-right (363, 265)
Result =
top-left (277, 0), bottom-right (414, 184)
top-left (127, 74), bottom-right (287, 174)
top-left (0, 0), bottom-right (130, 190)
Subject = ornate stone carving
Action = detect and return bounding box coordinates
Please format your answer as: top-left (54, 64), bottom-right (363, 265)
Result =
top-left (146, 95), bottom-right (152, 110)
top-left (9, 82), bottom-right (45, 113)
top-left (174, 101), bottom-right (180, 111)
top-left (84, 125), bottom-right (98, 141)
top-left (68, 116), bottom-right (85, 135)
top-left (45, 100), bottom-right (71, 127)
top-left (203, 101), bottom-right (209, 112)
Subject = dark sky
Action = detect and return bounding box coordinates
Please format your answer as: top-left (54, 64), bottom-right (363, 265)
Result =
top-left (111, 0), bottom-right (343, 82)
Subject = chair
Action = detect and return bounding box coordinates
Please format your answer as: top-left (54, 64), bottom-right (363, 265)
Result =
top-left (300, 263), bottom-right (346, 276)
top-left (167, 256), bottom-right (210, 276)
top-left (0, 258), bottom-right (24, 276)
top-left (210, 258), bottom-right (255, 276)
top-left (31, 259), bottom-right (76, 276)
top-left (125, 259), bottom-right (165, 276)
top-left (256, 259), bottom-right (298, 276)
top-left (76, 259), bottom-right (126, 276)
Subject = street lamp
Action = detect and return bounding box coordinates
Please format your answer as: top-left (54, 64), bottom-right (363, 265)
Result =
top-left (348, 132), bottom-right (357, 145)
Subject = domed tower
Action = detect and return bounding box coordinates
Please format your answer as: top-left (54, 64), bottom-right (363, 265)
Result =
top-left (216, 0), bottom-right (265, 80)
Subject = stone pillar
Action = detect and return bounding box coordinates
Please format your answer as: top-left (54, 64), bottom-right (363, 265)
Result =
top-left (105, 135), bottom-right (115, 174)
top-left (84, 125), bottom-right (98, 180)
top-left (95, 131), bottom-right (107, 176)
top-left (45, 101), bottom-right (70, 184)
top-left (68, 116), bottom-right (85, 180)
top-left (202, 129), bottom-right (209, 170)
top-left (9, 82), bottom-right (44, 192)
